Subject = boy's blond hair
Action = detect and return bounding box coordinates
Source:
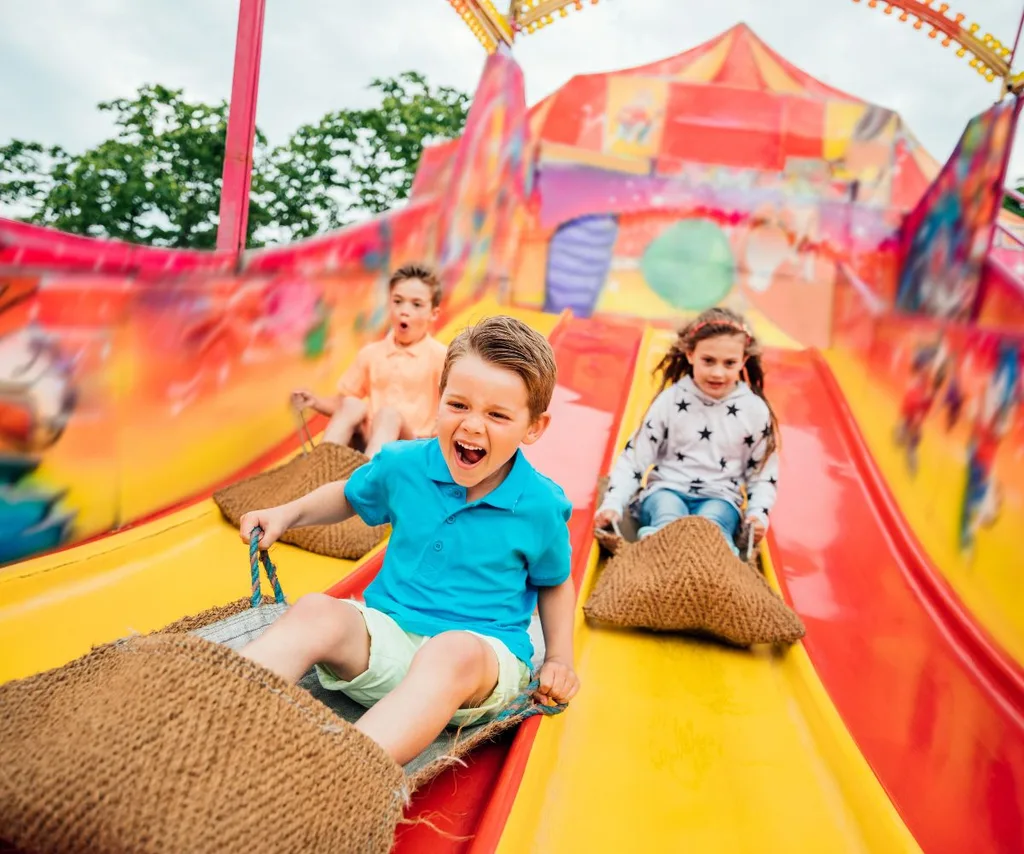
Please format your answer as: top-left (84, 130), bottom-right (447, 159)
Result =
top-left (440, 316), bottom-right (557, 421)
top-left (389, 262), bottom-right (443, 308)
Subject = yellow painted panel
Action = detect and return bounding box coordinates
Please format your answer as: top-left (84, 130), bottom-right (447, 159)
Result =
top-left (823, 102), bottom-right (869, 162)
top-left (749, 40), bottom-right (805, 95)
top-left (676, 30), bottom-right (735, 82)
top-left (510, 237), bottom-right (550, 309)
top-left (605, 77), bottom-right (668, 160)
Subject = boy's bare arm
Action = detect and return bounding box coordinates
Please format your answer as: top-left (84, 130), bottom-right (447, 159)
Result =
top-left (533, 578), bottom-right (580, 706)
top-left (289, 481), bottom-right (356, 527)
top-left (537, 578), bottom-right (576, 665)
top-left (312, 395), bottom-right (339, 417)
top-left (239, 479), bottom-right (355, 547)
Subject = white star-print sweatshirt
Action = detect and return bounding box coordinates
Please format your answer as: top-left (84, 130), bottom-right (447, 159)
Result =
top-left (598, 375), bottom-right (779, 530)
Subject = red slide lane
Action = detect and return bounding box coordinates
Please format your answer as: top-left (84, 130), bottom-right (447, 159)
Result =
top-left (766, 348), bottom-right (1024, 854)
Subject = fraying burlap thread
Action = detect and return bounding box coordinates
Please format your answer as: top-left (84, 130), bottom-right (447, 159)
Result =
top-left (0, 632), bottom-right (407, 854)
top-left (158, 596), bottom-right (257, 635)
top-left (585, 516), bottom-right (806, 647)
top-left (406, 713), bottom-right (523, 792)
top-left (213, 443), bottom-right (388, 560)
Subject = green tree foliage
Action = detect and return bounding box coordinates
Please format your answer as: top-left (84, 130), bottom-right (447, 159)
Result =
top-left (260, 72), bottom-right (471, 240)
top-left (1002, 178), bottom-right (1024, 218)
top-left (0, 72), bottom-right (470, 248)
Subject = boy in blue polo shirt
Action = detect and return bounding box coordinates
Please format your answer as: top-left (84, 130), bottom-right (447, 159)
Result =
top-left (238, 315), bottom-right (579, 766)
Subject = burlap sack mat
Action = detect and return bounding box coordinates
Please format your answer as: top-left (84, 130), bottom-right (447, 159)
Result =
top-left (156, 599), bottom-right (554, 793)
top-left (213, 443), bottom-right (388, 561)
top-left (585, 516), bottom-right (806, 647)
top-left (0, 632), bottom-right (407, 854)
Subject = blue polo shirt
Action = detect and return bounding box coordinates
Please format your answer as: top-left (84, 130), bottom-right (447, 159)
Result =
top-left (344, 438), bottom-right (572, 664)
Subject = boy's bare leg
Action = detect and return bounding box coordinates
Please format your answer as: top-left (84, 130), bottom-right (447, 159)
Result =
top-left (321, 397), bottom-right (368, 447)
top-left (239, 594), bottom-right (370, 684)
top-left (363, 406), bottom-right (415, 457)
top-left (355, 632), bottom-right (499, 765)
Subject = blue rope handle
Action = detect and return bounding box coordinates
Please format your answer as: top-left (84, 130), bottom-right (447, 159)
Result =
top-left (249, 527), bottom-right (286, 608)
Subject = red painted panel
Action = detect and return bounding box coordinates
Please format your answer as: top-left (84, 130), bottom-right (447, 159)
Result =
top-left (662, 86), bottom-right (784, 169)
top-left (977, 256), bottom-right (1024, 332)
top-left (663, 124), bottom-right (783, 170)
top-left (890, 138), bottom-right (931, 212)
top-left (767, 348), bottom-right (1024, 854)
top-left (713, 35), bottom-right (764, 89)
top-left (780, 97), bottom-right (824, 161)
top-left (666, 84), bottom-right (785, 130)
top-left (539, 76), bottom-right (608, 148)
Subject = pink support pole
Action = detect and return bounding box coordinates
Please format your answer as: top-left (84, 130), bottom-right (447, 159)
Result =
top-left (216, 0), bottom-right (267, 257)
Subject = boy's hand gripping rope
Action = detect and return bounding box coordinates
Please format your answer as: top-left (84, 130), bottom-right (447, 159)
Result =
top-left (249, 527), bottom-right (287, 608)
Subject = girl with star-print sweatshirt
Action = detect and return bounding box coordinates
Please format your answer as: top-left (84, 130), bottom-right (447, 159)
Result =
top-left (595, 308), bottom-right (780, 555)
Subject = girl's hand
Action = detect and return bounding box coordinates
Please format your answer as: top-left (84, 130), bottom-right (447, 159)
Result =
top-left (240, 507), bottom-right (293, 549)
top-left (533, 656), bottom-right (580, 707)
top-left (291, 388), bottom-right (318, 411)
top-left (594, 509), bottom-right (621, 531)
top-left (746, 517), bottom-right (766, 545)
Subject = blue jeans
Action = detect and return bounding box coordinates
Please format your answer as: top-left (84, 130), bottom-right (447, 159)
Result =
top-left (637, 490), bottom-right (740, 555)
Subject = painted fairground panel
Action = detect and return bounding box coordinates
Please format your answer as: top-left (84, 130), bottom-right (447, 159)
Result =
top-left (409, 138), bottom-right (459, 200)
top-left (0, 272), bottom-right (127, 563)
top-left (0, 209), bottom-right (434, 562)
top-left (115, 270), bottom-right (383, 523)
top-left (840, 313), bottom-right (1024, 665)
top-left (826, 262), bottom-right (886, 409)
top-left (243, 201), bottom-right (434, 280)
top-left (0, 262), bottom-right (388, 560)
top-left (435, 48), bottom-right (530, 312)
top-left (242, 200), bottom-right (445, 336)
top-left (520, 158), bottom-right (903, 348)
top-left (896, 98), bottom-right (1020, 321)
top-left (976, 256), bottom-right (1024, 332)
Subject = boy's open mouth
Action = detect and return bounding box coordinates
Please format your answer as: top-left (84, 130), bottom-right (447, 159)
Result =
top-left (398, 321), bottom-right (410, 332)
top-left (454, 440), bottom-right (487, 467)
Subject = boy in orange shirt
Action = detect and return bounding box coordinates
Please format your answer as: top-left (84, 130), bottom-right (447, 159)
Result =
top-left (291, 263), bottom-right (447, 457)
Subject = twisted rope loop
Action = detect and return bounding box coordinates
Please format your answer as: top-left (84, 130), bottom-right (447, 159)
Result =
top-left (249, 527), bottom-right (287, 608)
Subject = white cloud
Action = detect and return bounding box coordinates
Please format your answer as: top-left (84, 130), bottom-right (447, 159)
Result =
top-left (2, 0), bottom-right (1022, 192)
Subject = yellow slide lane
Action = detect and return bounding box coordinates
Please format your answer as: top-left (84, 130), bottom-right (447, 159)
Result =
top-left (497, 326), bottom-right (921, 854)
top-left (0, 297), bottom-right (558, 685)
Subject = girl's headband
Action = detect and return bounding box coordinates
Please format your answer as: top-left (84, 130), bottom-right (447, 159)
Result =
top-left (687, 319), bottom-right (752, 342)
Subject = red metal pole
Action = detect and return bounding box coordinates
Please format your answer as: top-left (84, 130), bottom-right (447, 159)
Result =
top-left (216, 0), bottom-right (267, 257)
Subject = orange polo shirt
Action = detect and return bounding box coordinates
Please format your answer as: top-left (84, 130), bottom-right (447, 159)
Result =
top-left (336, 331), bottom-right (447, 439)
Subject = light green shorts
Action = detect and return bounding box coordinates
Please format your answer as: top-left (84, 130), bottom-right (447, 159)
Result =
top-left (315, 600), bottom-right (531, 728)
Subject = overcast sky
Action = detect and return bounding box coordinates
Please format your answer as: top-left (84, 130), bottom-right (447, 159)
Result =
top-left (2, 0), bottom-right (1023, 221)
